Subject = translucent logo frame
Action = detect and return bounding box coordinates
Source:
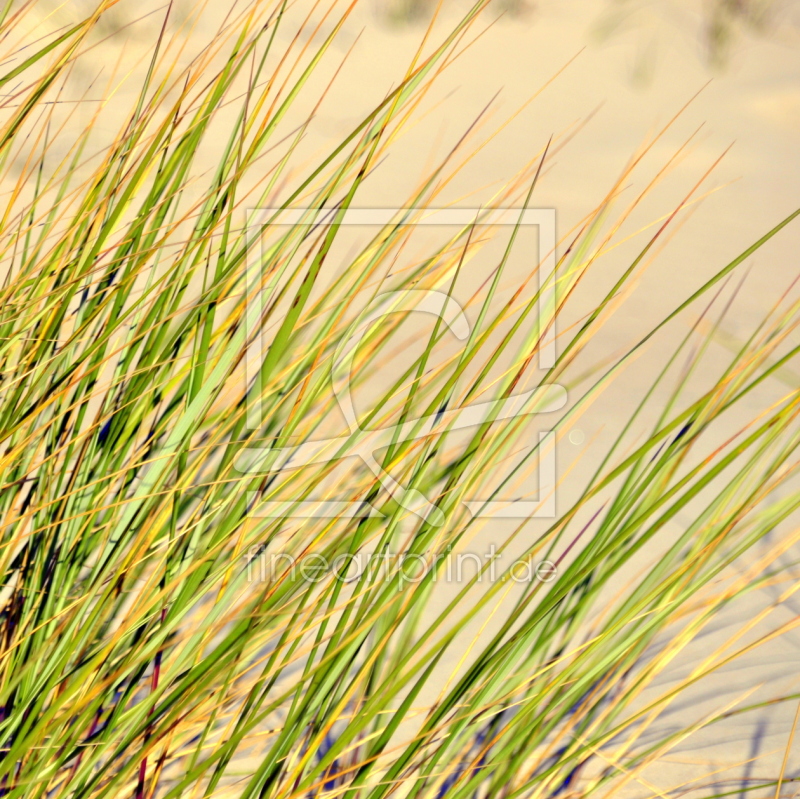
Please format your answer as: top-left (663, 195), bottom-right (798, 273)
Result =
top-left (235, 208), bottom-right (563, 522)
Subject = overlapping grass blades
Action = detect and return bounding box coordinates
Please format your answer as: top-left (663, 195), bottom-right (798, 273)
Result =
top-left (0, 1), bottom-right (799, 797)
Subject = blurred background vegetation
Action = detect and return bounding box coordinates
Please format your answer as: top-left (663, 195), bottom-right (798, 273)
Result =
top-left (378, 0), bottom-right (797, 69)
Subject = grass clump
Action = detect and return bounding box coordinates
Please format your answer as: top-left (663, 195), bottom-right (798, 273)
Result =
top-left (0, 1), bottom-right (799, 797)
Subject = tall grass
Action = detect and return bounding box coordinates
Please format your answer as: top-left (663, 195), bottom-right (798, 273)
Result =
top-left (0, 1), bottom-right (799, 797)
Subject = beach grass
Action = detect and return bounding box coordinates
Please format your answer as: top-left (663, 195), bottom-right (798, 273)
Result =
top-left (0, 1), bottom-right (799, 797)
